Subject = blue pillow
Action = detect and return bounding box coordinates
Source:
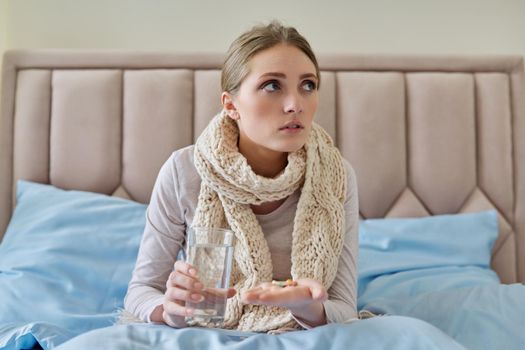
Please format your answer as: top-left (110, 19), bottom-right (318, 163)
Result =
top-left (357, 210), bottom-right (500, 309)
top-left (0, 181), bottom-right (147, 350)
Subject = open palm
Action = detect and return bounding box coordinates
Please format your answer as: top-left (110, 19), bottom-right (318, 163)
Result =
top-left (240, 278), bottom-right (327, 309)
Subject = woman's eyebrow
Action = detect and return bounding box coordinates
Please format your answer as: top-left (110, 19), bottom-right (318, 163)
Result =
top-left (258, 72), bottom-right (318, 80)
top-left (300, 73), bottom-right (318, 80)
top-left (259, 72), bottom-right (286, 79)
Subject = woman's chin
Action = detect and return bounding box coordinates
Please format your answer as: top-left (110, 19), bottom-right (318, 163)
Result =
top-left (276, 143), bottom-right (306, 153)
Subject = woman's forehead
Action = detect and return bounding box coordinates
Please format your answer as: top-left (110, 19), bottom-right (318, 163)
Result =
top-left (247, 44), bottom-right (317, 77)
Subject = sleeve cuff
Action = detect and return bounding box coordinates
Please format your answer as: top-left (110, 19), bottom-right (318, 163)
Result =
top-left (323, 299), bottom-right (358, 324)
top-left (291, 313), bottom-right (314, 329)
top-left (145, 295), bottom-right (166, 323)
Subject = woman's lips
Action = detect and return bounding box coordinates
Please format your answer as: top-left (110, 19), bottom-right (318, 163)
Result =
top-left (279, 124), bottom-right (304, 133)
top-left (279, 120), bottom-right (304, 131)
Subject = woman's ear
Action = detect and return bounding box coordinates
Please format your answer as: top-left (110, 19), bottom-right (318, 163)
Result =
top-left (221, 92), bottom-right (240, 120)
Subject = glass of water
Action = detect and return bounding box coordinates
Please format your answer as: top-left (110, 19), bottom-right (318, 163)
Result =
top-left (184, 227), bottom-right (234, 327)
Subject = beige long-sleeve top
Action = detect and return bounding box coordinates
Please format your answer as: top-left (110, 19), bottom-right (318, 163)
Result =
top-left (124, 145), bottom-right (359, 327)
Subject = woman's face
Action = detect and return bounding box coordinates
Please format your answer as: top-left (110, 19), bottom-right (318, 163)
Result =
top-left (225, 43), bottom-right (319, 155)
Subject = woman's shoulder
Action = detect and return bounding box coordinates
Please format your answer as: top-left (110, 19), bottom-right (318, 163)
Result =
top-left (341, 157), bottom-right (356, 182)
top-left (341, 157), bottom-right (358, 199)
top-left (161, 145), bottom-right (200, 187)
top-left (170, 144), bottom-right (195, 165)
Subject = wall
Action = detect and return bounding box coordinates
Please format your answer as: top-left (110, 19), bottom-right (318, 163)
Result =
top-left (3, 0), bottom-right (523, 134)
top-left (3, 0), bottom-right (525, 57)
top-left (0, 0), bottom-right (8, 82)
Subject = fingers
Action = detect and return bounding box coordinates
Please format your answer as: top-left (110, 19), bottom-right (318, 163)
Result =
top-left (163, 299), bottom-right (194, 317)
top-left (162, 261), bottom-right (204, 320)
top-left (174, 260), bottom-right (197, 276)
top-left (241, 285), bottom-right (303, 305)
top-left (168, 271), bottom-right (203, 291)
top-left (227, 287), bottom-right (237, 298)
top-left (163, 281), bottom-right (201, 318)
top-left (164, 261), bottom-right (237, 323)
top-left (165, 286), bottom-right (205, 303)
top-left (311, 288), bottom-right (328, 302)
top-left (296, 278), bottom-right (328, 302)
top-left (240, 289), bottom-right (260, 304)
top-left (242, 282), bottom-right (278, 297)
top-left (162, 310), bottom-right (185, 328)
top-left (173, 261), bottom-right (199, 285)
top-left (258, 286), bottom-right (311, 304)
top-left (240, 284), bottom-right (272, 303)
top-left (241, 279), bottom-right (328, 308)
top-left (168, 262), bottom-right (203, 291)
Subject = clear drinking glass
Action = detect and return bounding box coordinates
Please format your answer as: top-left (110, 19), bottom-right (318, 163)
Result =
top-left (184, 227), bottom-right (234, 327)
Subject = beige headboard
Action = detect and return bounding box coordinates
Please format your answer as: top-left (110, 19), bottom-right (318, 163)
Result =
top-left (1, 50), bottom-right (524, 284)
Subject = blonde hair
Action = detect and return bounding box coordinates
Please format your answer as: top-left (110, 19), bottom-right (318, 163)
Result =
top-left (221, 21), bottom-right (320, 95)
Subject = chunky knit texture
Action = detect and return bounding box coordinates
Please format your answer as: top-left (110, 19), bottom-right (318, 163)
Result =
top-left (193, 111), bottom-right (347, 332)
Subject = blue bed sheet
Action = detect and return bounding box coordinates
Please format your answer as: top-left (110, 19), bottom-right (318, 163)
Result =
top-left (1, 183), bottom-right (523, 349)
top-left (7, 282), bottom-right (519, 350)
top-left (359, 282), bottom-right (525, 350)
top-left (54, 316), bottom-right (466, 350)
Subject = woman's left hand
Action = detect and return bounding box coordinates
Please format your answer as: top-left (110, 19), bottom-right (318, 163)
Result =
top-left (240, 278), bottom-right (327, 309)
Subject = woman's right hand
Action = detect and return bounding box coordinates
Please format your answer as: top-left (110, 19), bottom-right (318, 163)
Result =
top-left (151, 260), bottom-right (236, 328)
top-left (161, 260), bottom-right (205, 327)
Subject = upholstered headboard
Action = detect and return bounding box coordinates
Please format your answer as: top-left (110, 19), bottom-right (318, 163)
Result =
top-left (1, 50), bottom-right (524, 284)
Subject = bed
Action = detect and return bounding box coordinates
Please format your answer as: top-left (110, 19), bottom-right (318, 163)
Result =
top-left (1, 50), bottom-right (524, 350)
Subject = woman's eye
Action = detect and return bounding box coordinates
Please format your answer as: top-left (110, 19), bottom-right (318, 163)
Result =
top-left (261, 81), bottom-right (280, 92)
top-left (302, 80), bottom-right (317, 91)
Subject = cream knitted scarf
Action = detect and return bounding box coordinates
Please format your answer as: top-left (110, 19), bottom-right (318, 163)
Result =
top-left (192, 111), bottom-right (347, 332)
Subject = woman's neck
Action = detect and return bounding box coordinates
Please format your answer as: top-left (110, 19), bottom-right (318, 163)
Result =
top-left (239, 143), bottom-right (288, 178)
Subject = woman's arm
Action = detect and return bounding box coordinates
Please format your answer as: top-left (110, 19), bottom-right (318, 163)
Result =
top-left (124, 151), bottom-right (188, 323)
top-left (318, 160), bottom-right (359, 323)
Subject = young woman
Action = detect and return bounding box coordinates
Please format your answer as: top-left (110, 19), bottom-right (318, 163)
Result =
top-left (124, 21), bottom-right (359, 333)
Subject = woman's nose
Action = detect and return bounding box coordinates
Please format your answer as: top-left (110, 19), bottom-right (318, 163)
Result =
top-left (284, 92), bottom-right (303, 114)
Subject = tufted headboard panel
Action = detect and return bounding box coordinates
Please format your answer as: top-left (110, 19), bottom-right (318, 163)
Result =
top-left (1, 50), bottom-right (524, 283)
